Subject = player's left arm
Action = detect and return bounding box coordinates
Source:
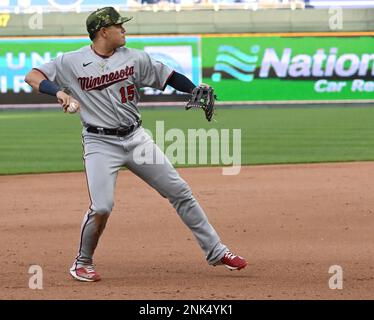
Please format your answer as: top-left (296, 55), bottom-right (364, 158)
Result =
top-left (164, 71), bottom-right (196, 94)
top-left (138, 52), bottom-right (216, 121)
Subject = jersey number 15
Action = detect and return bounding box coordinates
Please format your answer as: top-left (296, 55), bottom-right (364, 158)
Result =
top-left (119, 84), bottom-right (135, 103)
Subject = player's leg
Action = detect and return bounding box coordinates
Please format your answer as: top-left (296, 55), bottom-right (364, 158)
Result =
top-left (124, 129), bottom-right (228, 265)
top-left (70, 134), bottom-right (124, 281)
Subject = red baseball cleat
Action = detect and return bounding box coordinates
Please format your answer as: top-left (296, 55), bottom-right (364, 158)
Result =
top-left (216, 251), bottom-right (248, 271)
top-left (70, 265), bottom-right (101, 282)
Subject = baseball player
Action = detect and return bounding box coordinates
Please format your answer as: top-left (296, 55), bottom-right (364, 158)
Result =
top-left (25, 7), bottom-right (247, 282)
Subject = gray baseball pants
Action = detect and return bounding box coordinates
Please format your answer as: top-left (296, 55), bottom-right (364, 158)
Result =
top-left (72, 126), bottom-right (227, 269)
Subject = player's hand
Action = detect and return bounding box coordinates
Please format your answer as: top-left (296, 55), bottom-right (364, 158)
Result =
top-left (56, 91), bottom-right (80, 113)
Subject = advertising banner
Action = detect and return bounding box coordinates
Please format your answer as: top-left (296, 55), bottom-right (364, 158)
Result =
top-left (202, 35), bottom-right (374, 102)
top-left (1, 34), bottom-right (373, 105)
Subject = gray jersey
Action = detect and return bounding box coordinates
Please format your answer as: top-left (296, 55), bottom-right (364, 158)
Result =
top-left (35, 45), bottom-right (173, 128)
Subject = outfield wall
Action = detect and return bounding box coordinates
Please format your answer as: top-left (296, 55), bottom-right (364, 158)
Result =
top-left (1, 32), bottom-right (373, 106)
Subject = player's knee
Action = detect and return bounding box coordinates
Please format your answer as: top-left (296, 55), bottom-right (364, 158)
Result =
top-left (93, 201), bottom-right (114, 215)
top-left (168, 180), bottom-right (193, 203)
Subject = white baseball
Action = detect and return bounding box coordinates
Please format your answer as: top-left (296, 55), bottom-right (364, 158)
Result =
top-left (67, 101), bottom-right (79, 113)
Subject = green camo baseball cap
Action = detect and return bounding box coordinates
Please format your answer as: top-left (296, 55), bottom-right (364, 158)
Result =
top-left (86, 7), bottom-right (133, 36)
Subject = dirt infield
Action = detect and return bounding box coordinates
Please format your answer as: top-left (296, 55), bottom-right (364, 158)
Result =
top-left (1, 162), bottom-right (374, 300)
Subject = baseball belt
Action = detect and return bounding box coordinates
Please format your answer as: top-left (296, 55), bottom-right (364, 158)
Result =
top-left (86, 119), bottom-right (142, 137)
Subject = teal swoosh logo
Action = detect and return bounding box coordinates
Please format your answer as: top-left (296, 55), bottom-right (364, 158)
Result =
top-left (212, 45), bottom-right (260, 83)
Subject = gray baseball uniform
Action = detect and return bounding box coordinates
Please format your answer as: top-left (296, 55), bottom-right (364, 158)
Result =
top-left (35, 45), bottom-right (227, 269)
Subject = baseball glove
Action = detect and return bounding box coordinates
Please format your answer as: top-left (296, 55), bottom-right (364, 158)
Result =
top-left (186, 84), bottom-right (216, 122)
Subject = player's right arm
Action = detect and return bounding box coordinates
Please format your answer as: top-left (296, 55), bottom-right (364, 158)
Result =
top-left (25, 56), bottom-right (79, 113)
top-left (25, 69), bottom-right (70, 110)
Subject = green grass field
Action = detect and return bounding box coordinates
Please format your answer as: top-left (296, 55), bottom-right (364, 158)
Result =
top-left (1, 107), bottom-right (374, 175)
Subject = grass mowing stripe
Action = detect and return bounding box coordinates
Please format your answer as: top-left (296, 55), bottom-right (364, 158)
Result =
top-left (0, 107), bottom-right (374, 175)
